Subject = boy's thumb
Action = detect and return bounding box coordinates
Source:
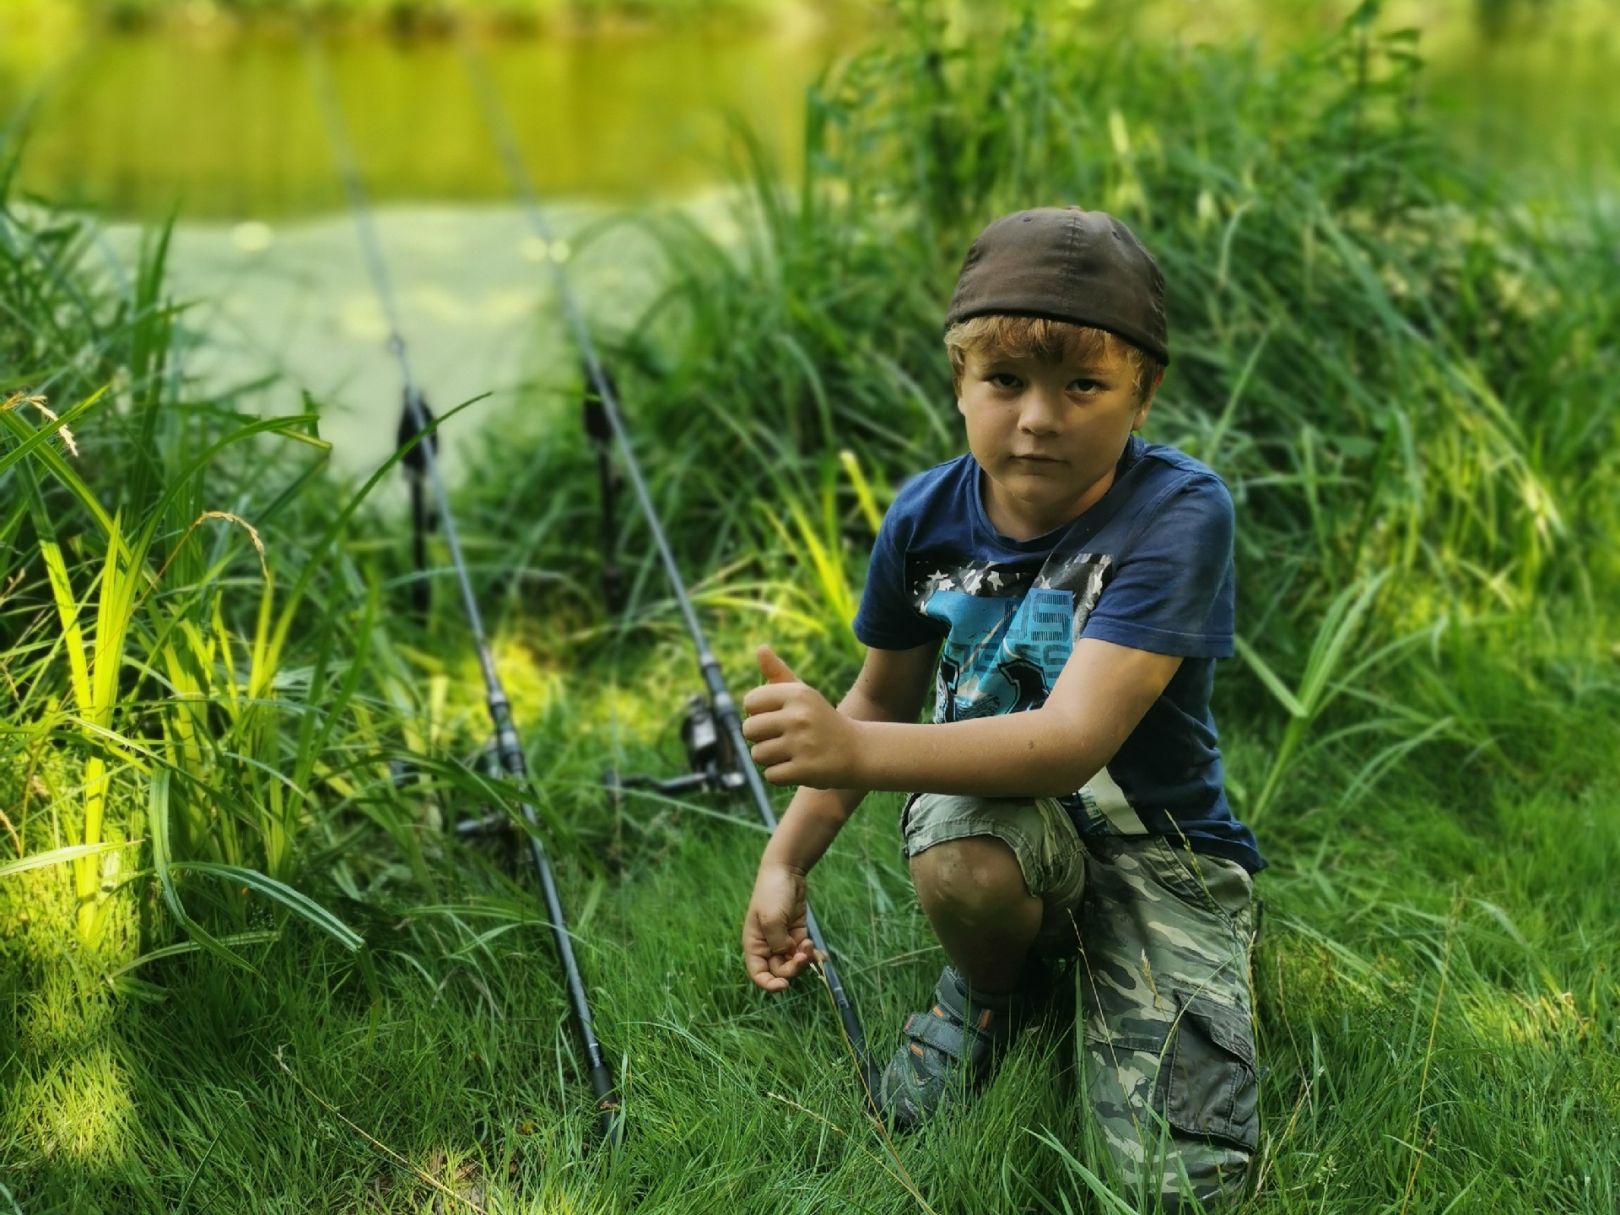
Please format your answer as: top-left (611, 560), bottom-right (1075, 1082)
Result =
top-left (756, 644), bottom-right (798, 685)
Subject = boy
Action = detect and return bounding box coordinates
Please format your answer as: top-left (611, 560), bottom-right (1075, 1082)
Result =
top-left (740, 208), bottom-right (1264, 1209)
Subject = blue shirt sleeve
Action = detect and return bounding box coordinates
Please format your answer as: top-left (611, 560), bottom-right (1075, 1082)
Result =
top-left (852, 501), bottom-right (941, 651)
top-left (1080, 474), bottom-right (1236, 658)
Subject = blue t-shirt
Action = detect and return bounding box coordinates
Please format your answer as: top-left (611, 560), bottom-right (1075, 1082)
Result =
top-left (853, 434), bottom-right (1264, 873)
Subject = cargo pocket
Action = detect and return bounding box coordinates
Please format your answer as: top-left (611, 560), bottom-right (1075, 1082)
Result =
top-left (1162, 992), bottom-right (1259, 1152)
top-left (1141, 837), bottom-right (1235, 926)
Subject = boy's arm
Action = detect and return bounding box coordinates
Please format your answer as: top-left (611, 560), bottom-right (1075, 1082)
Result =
top-left (744, 637), bottom-right (1180, 799)
top-left (743, 640), bottom-right (937, 992)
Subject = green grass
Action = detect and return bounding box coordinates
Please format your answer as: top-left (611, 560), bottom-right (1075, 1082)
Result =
top-left (5, 663), bottom-right (1617, 1211)
top-left (3, 1), bottom-right (1619, 1210)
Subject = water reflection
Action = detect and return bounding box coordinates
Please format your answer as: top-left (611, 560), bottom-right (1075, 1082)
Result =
top-left (2, 5), bottom-right (1615, 219)
top-left (4, 23), bottom-right (840, 219)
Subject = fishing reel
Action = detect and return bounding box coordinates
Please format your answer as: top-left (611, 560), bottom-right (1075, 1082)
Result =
top-left (604, 694), bottom-right (747, 798)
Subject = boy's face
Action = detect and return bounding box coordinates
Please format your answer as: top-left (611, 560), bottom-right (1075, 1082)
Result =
top-left (956, 341), bottom-right (1156, 540)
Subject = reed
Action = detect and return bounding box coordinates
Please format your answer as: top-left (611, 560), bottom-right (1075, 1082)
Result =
top-left (0, 170), bottom-right (412, 963)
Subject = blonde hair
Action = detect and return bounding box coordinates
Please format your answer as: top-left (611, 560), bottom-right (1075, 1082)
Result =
top-left (944, 315), bottom-right (1163, 401)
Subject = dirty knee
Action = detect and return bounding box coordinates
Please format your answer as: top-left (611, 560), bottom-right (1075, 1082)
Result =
top-left (910, 835), bottom-right (1033, 922)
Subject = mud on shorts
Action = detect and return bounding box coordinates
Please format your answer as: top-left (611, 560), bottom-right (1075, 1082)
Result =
top-left (901, 792), bottom-right (1260, 1210)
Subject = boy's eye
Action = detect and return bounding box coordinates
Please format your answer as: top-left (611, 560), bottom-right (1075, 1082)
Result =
top-left (1069, 378), bottom-right (1103, 394)
top-left (987, 372), bottom-right (1022, 389)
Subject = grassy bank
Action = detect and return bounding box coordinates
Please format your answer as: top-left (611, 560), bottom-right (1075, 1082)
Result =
top-left (3, 2), bottom-right (1617, 1211)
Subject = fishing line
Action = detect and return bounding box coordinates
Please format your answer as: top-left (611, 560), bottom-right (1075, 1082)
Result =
top-left (458, 33), bottom-right (879, 1103)
top-left (304, 29), bottom-right (623, 1147)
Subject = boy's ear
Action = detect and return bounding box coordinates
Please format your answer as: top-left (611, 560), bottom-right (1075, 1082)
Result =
top-left (1132, 368), bottom-right (1164, 430)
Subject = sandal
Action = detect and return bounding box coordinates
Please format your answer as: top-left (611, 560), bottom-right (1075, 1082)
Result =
top-left (877, 965), bottom-right (1026, 1131)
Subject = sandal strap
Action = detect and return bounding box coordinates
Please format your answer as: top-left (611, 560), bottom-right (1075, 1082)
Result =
top-left (933, 966), bottom-right (1018, 1020)
top-left (902, 1009), bottom-right (988, 1063)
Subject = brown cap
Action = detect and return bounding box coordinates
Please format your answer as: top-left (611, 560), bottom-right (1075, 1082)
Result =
top-left (944, 207), bottom-right (1170, 365)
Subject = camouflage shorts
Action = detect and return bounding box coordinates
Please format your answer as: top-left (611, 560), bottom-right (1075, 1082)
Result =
top-left (901, 793), bottom-right (1260, 1210)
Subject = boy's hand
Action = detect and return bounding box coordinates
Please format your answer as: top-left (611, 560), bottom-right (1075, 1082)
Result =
top-left (742, 862), bottom-right (820, 991)
top-left (742, 645), bottom-right (864, 789)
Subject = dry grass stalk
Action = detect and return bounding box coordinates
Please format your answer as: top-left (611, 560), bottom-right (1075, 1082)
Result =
top-left (1, 391), bottom-right (79, 457)
top-left (156, 511), bottom-right (271, 583)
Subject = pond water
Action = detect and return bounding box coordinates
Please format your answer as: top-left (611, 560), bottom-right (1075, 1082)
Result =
top-left (3, 21), bottom-right (838, 218)
top-left (5, 3), bottom-right (1615, 219)
top-left (2, 2), bottom-right (1614, 483)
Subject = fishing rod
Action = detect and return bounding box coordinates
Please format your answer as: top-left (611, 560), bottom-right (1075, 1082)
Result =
top-left (582, 365), bottom-right (625, 616)
top-left (397, 396), bottom-right (436, 619)
top-left (305, 34), bottom-right (623, 1147)
top-left (459, 37), bottom-right (879, 1103)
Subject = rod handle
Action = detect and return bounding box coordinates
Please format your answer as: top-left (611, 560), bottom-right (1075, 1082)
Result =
top-left (826, 964), bottom-right (880, 1106)
top-left (803, 907), bottom-right (878, 1107)
top-left (590, 1064), bottom-right (624, 1149)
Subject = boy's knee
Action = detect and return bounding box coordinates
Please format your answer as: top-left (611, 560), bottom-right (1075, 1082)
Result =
top-left (910, 835), bottom-right (1031, 922)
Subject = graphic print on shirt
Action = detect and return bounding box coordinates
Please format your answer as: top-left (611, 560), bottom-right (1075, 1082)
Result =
top-left (903, 548), bottom-right (1147, 834)
top-left (904, 550), bottom-right (1113, 722)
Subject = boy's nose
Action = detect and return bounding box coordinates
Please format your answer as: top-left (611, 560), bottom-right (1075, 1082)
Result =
top-left (1017, 388), bottom-right (1064, 434)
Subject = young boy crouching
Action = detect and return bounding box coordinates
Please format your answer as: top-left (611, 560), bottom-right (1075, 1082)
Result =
top-left (740, 208), bottom-right (1264, 1209)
